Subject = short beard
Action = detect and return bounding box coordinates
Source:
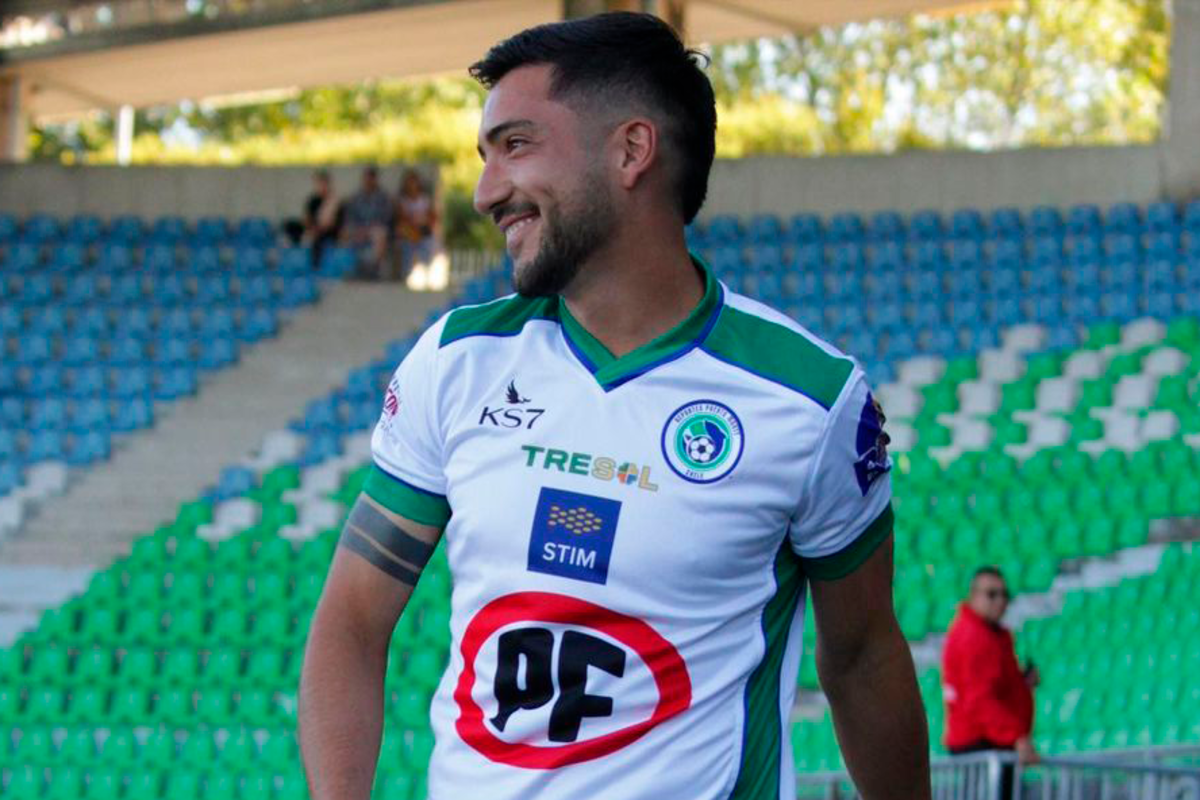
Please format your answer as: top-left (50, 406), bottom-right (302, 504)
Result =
top-left (512, 170), bottom-right (616, 298)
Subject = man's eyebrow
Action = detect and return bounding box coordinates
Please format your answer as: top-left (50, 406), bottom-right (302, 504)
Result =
top-left (481, 119), bottom-right (537, 146)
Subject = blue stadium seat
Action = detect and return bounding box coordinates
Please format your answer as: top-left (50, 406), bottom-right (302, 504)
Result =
top-left (111, 398), bottom-right (153, 432)
top-left (71, 399), bottom-right (110, 432)
top-left (0, 305), bottom-right (21, 334)
top-left (1145, 201), bottom-right (1178, 234)
top-left (868, 242), bottom-right (904, 271)
top-left (107, 215), bottom-right (144, 245)
top-left (208, 466), bottom-right (257, 502)
top-left (868, 211), bottom-right (905, 242)
top-left (1182, 200), bottom-right (1200, 234)
top-left (154, 367), bottom-right (198, 400)
top-left (1104, 260), bottom-right (1139, 290)
top-left (30, 306), bottom-right (68, 334)
top-left (297, 433), bottom-right (341, 467)
top-left (0, 397), bottom-right (24, 427)
top-left (746, 244), bottom-right (783, 272)
top-left (950, 209), bottom-right (985, 240)
top-left (150, 217), bottom-right (188, 245)
top-left (239, 307), bottom-right (278, 342)
top-left (23, 214), bottom-right (61, 244)
top-left (233, 248), bottom-right (267, 275)
top-left (320, 246), bottom-right (356, 277)
top-left (4, 242), bottom-right (40, 271)
top-left (987, 296), bottom-right (1022, 327)
top-left (1100, 292), bottom-right (1137, 321)
top-left (62, 275), bottom-right (99, 306)
top-left (68, 366), bottom-right (107, 399)
top-left (25, 365), bottom-right (65, 396)
top-left (909, 210), bottom-right (944, 241)
top-left (1067, 204), bottom-right (1102, 237)
top-left (236, 275), bottom-right (273, 306)
top-left (747, 215), bottom-right (783, 244)
top-left (277, 247), bottom-right (309, 276)
top-left (109, 367), bottom-right (151, 400)
top-left (108, 337), bottom-right (148, 367)
top-left (14, 334), bottom-right (53, 365)
top-left (152, 274), bottom-right (188, 305)
top-left (1030, 205), bottom-right (1064, 237)
top-left (30, 398), bottom-right (68, 431)
top-left (869, 302), bottom-right (904, 331)
top-left (68, 431), bottom-right (111, 466)
top-left (785, 214), bottom-right (823, 245)
top-left (153, 337), bottom-right (192, 367)
top-left (988, 207), bottom-right (1024, 239)
top-left (1065, 263), bottom-right (1102, 291)
top-left (49, 243), bottom-right (87, 271)
top-left (827, 213), bottom-right (865, 243)
top-left (706, 215), bottom-right (743, 246)
top-left (909, 271), bottom-right (941, 299)
top-left (19, 274), bottom-right (54, 305)
top-left (189, 246), bottom-right (222, 274)
top-left (159, 308), bottom-right (195, 338)
top-left (65, 216), bottom-right (103, 244)
top-left (96, 244), bottom-right (134, 273)
top-left (0, 430), bottom-right (17, 462)
top-left (0, 214), bottom-right (17, 243)
top-left (235, 217), bottom-right (275, 247)
top-left (1069, 238), bottom-right (1101, 267)
top-left (198, 338), bottom-right (238, 371)
top-left (143, 244), bottom-right (177, 272)
top-left (990, 239), bottom-right (1024, 268)
top-left (196, 275), bottom-right (233, 304)
top-left (26, 431), bottom-right (66, 463)
top-left (790, 243), bottom-right (823, 272)
top-left (1030, 237), bottom-right (1063, 268)
top-left (279, 277), bottom-right (319, 308)
top-left (946, 271), bottom-right (983, 298)
top-left (62, 336), bottom-right (100, 367)
top-left (1104, 203), bottom-right (1142, 235)
top-left (912, 241), bottom-right (945, 270)
top-left (199, 309), bottom-right (236, 338)
top-left (72, 307), bottom-right (109, 337)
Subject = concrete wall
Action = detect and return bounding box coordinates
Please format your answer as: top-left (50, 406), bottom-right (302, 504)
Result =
top-left (703, 144), bottom-right (1167, 219)
top-left (0, 162), bottom-right (435, 222)
top-left (0, 142), bottom-right (1181, 225)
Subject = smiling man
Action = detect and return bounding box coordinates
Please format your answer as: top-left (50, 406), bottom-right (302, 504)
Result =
top-left (300, 12), bottom-right (930, 800)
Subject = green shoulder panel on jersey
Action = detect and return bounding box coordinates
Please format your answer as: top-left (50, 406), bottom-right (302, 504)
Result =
top-left (701, 305), bottom-right (855, 411)
top-left (362, 465), bottom-right (451, 528)
top-left (729, 538), bottom-right (805, 800)
top-left (802, 504), bottom-right (894, 581)
top-left (439, 294), bottom-right (559, 348)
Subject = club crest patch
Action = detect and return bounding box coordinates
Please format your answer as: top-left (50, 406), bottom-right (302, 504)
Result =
top-left (661, 400), bottom-right (745, 484)
top-left (853, 393), bottom-right (891, 495)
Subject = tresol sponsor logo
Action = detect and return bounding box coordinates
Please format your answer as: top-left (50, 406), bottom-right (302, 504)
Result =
top-left (520, 445), bottom-right (659, 492)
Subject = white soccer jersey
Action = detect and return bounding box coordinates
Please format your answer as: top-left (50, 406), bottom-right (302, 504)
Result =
top-left (365, 261), bottom-right (893, 800)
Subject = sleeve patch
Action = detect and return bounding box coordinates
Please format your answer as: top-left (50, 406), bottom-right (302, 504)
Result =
top-left (853, 392), bottom-right (892, 496)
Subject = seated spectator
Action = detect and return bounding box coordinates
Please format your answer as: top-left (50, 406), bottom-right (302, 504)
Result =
top-left (394, 169), bottom-right (440, 280)
top-left (341, 165), bottom-right (393, 279)
top-left (284, 170), bottom-right (342, 268)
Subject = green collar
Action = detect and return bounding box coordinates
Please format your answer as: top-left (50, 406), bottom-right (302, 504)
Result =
top-left (558, 257), bottom-right (724, 391)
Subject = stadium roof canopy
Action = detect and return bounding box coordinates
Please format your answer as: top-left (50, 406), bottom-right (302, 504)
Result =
top-left (1, 0), bottom-right (994, 121)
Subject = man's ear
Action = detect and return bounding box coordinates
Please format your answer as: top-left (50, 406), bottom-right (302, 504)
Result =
top-left (612, 118), bottom-right (659, 191)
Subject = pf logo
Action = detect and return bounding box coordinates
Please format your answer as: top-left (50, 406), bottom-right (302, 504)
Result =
top-left (454, 592), bottom-right (692, 769)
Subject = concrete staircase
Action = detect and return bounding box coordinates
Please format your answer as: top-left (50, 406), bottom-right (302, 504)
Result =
top-left (0, 282), bottom-right (448, 569)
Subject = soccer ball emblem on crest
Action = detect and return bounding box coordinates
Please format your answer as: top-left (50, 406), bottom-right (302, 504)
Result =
top-left (662, 400), bottom-right (744, 483)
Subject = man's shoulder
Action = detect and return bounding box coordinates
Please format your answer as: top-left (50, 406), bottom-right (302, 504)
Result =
top-left (439, 293), bottom-right (560, 349)
top-left (702, 289), bottom-right (857, 412)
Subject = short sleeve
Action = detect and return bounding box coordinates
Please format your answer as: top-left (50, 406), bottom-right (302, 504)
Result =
top-left (788, 368), bottom-right (894, 580)
top-left (362, 320), bottom-right (452, 528)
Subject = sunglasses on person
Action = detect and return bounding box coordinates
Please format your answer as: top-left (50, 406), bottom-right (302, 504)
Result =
top-left (983, 588), bottom-right (1011, 601)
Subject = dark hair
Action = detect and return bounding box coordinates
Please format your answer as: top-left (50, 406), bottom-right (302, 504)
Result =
top-left (972, 566), bottom-right (1005, 582)
top-left (313, 169), bottom-right (330, 181)
top-left (469, 12), bottom-right (716, 224)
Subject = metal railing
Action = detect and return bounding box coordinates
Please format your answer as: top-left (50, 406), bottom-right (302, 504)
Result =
top-left (796, 748), bottom-right (1200, 800)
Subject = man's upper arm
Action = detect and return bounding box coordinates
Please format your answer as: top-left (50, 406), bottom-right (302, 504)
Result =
top-left (809, 532), bottom-right (897, 667)
top-left (319, 496), bottom-right (444, 643)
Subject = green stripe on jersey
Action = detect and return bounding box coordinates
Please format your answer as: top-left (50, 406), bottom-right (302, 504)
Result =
top-left (730, 540), bottom-right (805, 800)
top-left (802, 504), bottom-right (894, 581)
top-left (702, 306), bottom-right (854, 410)
top-left (440, 294), bottom-right (559, 348)
top-left (362, 465), bottom-right (451, 528)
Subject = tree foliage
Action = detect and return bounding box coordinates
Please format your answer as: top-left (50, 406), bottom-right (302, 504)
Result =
top-left (27, 0), bottom-right (1169, 247)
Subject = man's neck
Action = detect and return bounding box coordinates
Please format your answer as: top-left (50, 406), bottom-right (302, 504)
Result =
top-left (559, 225), bottom-right (703, 359)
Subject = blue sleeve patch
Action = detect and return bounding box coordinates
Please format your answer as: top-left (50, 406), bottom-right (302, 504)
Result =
top-left (853, 392), bottom-right (892, 496)
top-left (527, 488), bottom-right (622, 585)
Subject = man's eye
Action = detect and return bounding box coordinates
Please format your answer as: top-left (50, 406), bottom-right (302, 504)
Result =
top-left (506, 138), bottom-right (527, 152)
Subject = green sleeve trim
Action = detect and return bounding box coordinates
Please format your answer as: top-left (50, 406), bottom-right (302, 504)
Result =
top-left (701, 306), bottom-right (854, 411)
top-left (802, 503), bottom-right (894, 581)
top-left (439, 295), bottom-right (559, 348)
top-left (362, 465), bottom-right (451, 528)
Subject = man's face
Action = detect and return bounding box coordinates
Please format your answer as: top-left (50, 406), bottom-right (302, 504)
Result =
top-left (363, 170), bottom-right (378, 192)
top-left (969, 574), bottom-right (1011, 624)
top-left (474, 65), bottom-right (617, 297)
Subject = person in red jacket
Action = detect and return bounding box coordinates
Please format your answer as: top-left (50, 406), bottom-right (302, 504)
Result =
top-left (942, 566), bottom-right (1039, 777)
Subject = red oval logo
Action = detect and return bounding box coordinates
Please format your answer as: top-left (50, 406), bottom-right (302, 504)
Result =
top-left (454, 591), bottom-right (692, 768)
